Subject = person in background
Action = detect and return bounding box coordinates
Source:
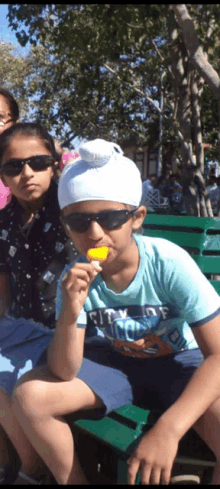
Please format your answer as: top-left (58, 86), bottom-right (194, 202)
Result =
top-left (141, 173), bottom-right (159, 207)
top-left (166, 173), bottom-right (183, 214)
top-left (0, 87), bottom-right (20, 209)
top-left (0, 122), bottom-right (78, 485)
top-left (207, 176), bottom-right (220, 216)
top-left (60, 149), bottom-right (79, 170)
top-left (54, 140), bottom-right (79, 172)
top-left (156, 175), bottom-right (167, 197)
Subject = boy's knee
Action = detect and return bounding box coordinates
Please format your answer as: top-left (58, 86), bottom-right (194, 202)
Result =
top-left (12, 379), bottom-right (49, 418)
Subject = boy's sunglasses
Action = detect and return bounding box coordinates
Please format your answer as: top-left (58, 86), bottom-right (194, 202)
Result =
top-left (0, 155), bottom-right (54, 176)
top-left (61, 208), bottom-right (138, 233)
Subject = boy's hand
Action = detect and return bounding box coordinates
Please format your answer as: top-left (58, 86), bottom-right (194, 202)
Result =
top-left (127, 421), bottom-right (179, 485)
top-left (60, 262), bottom-right (101, 324)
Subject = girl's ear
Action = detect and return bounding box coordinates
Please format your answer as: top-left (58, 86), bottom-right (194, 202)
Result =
top-left (0, 173), bottom-right (7, 187)
top-left (60, 216), bottom-right (72, 237)
top-left (132, 205), bottom-right (147, 231)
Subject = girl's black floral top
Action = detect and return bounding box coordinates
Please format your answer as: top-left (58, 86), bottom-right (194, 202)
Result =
top-left (0, 180), bottom-right (78, 329)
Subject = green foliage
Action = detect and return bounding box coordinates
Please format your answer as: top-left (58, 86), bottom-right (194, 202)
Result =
top-left (6, 4), bottom-right (220, 156)
top-left (7, 4), bottom-right (169, 146)
top-left (0, 40), bottom-right (31, 119)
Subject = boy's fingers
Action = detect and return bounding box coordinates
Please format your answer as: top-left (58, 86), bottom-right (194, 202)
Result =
top-left (71, 262), bottom-right (102, 275)
top-left (62, 267), bottom-right (98, 289)
top-left (91, 262), bottom-right (102, 272)
top-left (127, 459), bottom-right (140, 485)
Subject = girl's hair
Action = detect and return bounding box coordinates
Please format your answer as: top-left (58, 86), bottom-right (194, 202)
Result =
top-left (0, 122), bottom-right (60, 179)
top-left (0, 87), bottom-right (19, 121)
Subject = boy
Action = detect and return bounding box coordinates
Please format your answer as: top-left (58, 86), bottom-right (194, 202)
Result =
top-left (13, 139), bottom-right (220, 485)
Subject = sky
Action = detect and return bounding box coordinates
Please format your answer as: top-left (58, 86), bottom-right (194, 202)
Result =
top-left (0, 4), bottom-right (29, 53)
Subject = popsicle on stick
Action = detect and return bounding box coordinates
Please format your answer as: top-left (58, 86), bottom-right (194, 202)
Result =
top-left (86, 246), bottom-right (109, 267)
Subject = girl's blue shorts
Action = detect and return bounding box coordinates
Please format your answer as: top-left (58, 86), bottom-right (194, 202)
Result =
top-left (0, 315), bottom-right (53, 395)
top-left (75, 340), bottom-right (204, 416)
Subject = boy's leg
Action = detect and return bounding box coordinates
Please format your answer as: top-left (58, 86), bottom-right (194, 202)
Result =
top-left (12, 365), bottom-right (105, 485)
top-left (192, 398), bottom-right (220, 484)
top-left (0, 424), bottom-right (14, 467)
top-left (0, 388), bottom-right (51, 480)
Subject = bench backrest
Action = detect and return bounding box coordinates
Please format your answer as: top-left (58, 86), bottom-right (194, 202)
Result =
top-left (142, 214), bottom-right (220, 294)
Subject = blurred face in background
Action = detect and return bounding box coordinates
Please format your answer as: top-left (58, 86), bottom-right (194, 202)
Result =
top-left (150, 175), bottom-right (157, 186)
top-left (0, 95), bottom-right (16, 135)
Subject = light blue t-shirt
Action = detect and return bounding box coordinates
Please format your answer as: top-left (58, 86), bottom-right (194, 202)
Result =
top-left (55, 234), bottom-right (220, 359)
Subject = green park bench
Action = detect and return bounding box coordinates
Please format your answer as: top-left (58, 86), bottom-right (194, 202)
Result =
top-left (71, 405), bottom-right (215, 484)
top-left (143, 214), bottom-right (220, 294)
top-left (70, 214), bottom-right (220, 484)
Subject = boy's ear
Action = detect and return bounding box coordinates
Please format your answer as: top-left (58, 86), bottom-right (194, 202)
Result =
top-left (132, 205), bottom-right (147, 231)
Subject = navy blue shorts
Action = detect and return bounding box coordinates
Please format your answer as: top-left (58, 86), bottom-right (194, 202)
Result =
top-left (76, 341), bottom-right (204, 416)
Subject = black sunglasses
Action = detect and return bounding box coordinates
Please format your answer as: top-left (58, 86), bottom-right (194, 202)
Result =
top-left (61, 208), bottom-right (138, 233)
top-left (0, 155), bottom-right (54, 176)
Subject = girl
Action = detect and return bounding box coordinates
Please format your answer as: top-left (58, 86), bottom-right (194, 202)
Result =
top-left (0, 122), bottom-right (78, 484)
top-left (12, 139), bottom-right (220, 485)
top-left (0, 86), bottom-right (20, 209)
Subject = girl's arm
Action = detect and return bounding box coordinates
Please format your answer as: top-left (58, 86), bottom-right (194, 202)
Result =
top-left (127, 314), bottom-right (220, 484)
top-left (47, 262), bottom-right (100, 381)
top-left (0, 273), bottom-right (10, 318)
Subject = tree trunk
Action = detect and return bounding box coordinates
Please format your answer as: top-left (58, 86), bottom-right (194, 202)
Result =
top-left (190, 70), bottom-right (204, 172)
top-left (172, 4), bottom-right (220, 99)
top-left (169, 5), bottom-right (217, 216)
top-left (190, 69), bottom-right (213, 216)
top-left (168, 7), bottom-right (200, 215)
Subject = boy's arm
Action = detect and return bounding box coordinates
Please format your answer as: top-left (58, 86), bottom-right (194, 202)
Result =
top-left (47, 318), bottom-right (86, 381)
top-left (127, 314), bottom-right (220, 485)
top-left (0, 273), bottom-right (10, 318)
top-left (47, 262), bottom-right (100, 381)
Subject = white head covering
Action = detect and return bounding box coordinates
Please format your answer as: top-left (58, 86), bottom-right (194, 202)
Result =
top-left (58, 138), bottom-right (142, 210)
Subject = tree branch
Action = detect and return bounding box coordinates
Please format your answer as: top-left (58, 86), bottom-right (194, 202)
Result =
top-left (103, 62), bottom-right (162, 115)
top-left (171, 4), bottom-right (220, 99)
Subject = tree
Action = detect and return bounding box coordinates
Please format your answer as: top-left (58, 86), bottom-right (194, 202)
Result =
top-left (172, 4), bottom-right (220, 160)
top-left (7, 4), bottom-right (220, 215)
top-left (171, 4), bottom-right (220, 215)
top-left (0, 39), bottom-right (32, 119)
top-left (7, 5), bottom-right (169, 148)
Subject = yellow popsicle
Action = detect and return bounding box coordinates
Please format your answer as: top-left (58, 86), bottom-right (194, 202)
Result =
top-left (86, 246), bottom-right (109, 264)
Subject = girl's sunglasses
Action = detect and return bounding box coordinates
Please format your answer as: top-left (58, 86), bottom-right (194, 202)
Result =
top-left (61, 208), bottom-right (138, 233)
top-left (0, 155), bottom-right (54, 176)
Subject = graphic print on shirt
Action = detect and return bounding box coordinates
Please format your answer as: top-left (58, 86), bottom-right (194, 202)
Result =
top-left (87, 304), bottom-right (187, 358)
